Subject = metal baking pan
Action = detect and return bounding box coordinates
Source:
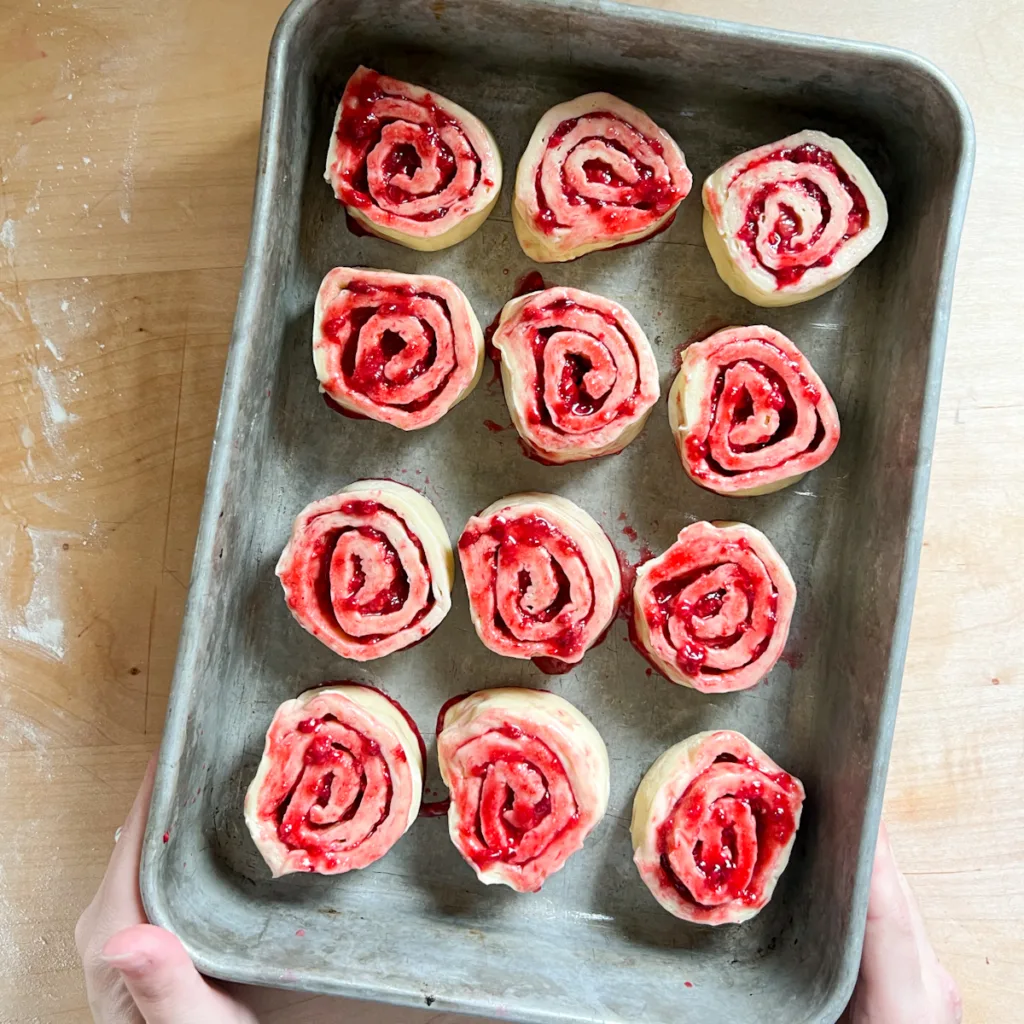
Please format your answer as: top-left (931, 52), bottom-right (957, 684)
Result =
top-left (140, 1), bottom-right (973, 1021)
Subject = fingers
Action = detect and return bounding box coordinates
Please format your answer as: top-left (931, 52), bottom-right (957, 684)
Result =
top-left (847, 822), bottom-right (962, 1024)
top-left (848, 822), bottom-right (927, 1023)
top-left (77, 752), bottom-right (161, 1022)
top-left (102, 924), bottom-right (258, 1024)
top-left (101, 753), bottom-right (159, 905)
top-left (83, 750), bottom-right (160, 939)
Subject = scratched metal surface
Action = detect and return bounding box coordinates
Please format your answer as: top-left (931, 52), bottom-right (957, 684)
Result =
top-left (139, 1), bottom-right (974, 1021)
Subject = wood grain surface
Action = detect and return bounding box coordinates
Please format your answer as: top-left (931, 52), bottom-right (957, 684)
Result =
top-left (0, 1), bottom-right (1020, 1021)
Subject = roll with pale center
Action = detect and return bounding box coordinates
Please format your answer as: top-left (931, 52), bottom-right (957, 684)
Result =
top-left (669, 325), bottom-right (840, 496)
top-left (632, 730), bottom-right (804, 924)
top-left (458, 493), bottom-right (620, 667)
top-left (437, 687), bottom-right (609, 892)
top-left (513, 92), bottom-right (691, 262)
top-left (313, 267), bottom-right (484, 430)
top-left (245, 684), bottom-right (424, 876)
top-left (492, 286), bottom-right (659, 463)
top-left (277, 480), bottom-right (453, 661)
top-left (633, 521), bottom-right (795, 692)
top-left (702, 129), bottom-right (887, 306)
top-left (325, 66), bottom-right (501, 250)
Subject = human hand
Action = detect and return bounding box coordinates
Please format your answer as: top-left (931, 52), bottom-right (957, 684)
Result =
top-left (75, 753), bottom-right (259, 1023)
top-left (841, 821), bottom-right (962, 1023)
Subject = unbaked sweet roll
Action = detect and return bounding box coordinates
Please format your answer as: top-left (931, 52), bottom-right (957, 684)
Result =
top-left (325, 66), bottom-right (501, 250)
top-left (313, 267), bottom-right (484, 429)
top-left (633, 521), bottom-right (795, 692)
top-left (513, 93), bottom-right (692, 262)
top-left (669, 325), bottom-right (840, 496)
top-left (277, 480), bottom-right (453, 661)
top-left (702, 129), bottom-right (888, 306)
top-left (437, 688), bottom-right (609, 892)
top-left (458, 493), bottom-right (620, 666)
top-left (631, 730), bottom-right (804, 924)
top-left (244, 684), bottom-right (424, 877)
top-left (492, 286), bottom-right (659, 463)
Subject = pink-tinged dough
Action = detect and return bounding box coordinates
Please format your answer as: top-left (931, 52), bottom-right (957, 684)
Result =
top-left (313, 267), bottom-right (484, 430)
top-left (702, 129), bottom-right (888, 306)
top-left (244, 684), bottom-right (423, 877)
top-left (669, 325), bottom-right (840, 496)
top-left (631, 730), bottom-right (804, 924)
top-left (457, 493), bottom-right (620, 665)
top-left (492, 287), bottom-right (659, 463)
top-left (325, 66), bottom-right (501, 251)
top-left (438, 688), bottom-right (609, 892)
top-left (633, 521), bottom-right (795, 692)
top-left (277, 480), bottom-right (453, 661)
top-left (513, 92), bottom-right (691, 262)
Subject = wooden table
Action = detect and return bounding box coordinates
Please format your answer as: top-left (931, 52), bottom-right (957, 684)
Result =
top-left (0, 1), bottom-right (1020, 1021)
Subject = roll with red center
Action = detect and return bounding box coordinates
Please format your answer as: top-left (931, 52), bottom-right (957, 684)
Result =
top-left (631, 730), bottom-right (804, 924)
top-left (325, 66), bottom-right (502, 250)
top-left (437, 688), bottom-right (609, 892)
top-left (513, 93), bottom-right (692, 262)
top-left (702, 129), bottom-right (888, 306)
top-left (244, 684), bottom-right (424, 877)
top-left (492, 286), bottom-right (659, 463)
top-left (632, 521), bottom-right (795, 692)
top-left (458, 493), bottom-right (620, 666)
top-left (314, 267), bottom-right (484, 430)
top-left (669, 325), bottom-right (840, 496)
top-left (277, 480), bottom-right (453, 661)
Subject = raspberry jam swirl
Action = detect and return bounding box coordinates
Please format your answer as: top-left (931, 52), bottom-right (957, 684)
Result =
top-left (276, 480), bottom-right (454, 661)
top-left (492, 286), bottom-right (660, 463)
top-left (457, 493), bottom-right (621, 667)
top-left (669, 325), bottom-right (840, 496)
top-left (513, 92), bottom-right (691, 262)
top-left (631, 730), bottom-right (804, 924)
top-left (313, 267), bottom-right (484, 430)
top-left (632, 521), bottom-right (796, 692)
top-left (702, 129), bottom-right (888, 306)
top-left (244, 684), bottom-right (424, 877)
top-left (437, 688), bottom-right (609, 892)
top-left (325, 66), bottom-right (502, 250)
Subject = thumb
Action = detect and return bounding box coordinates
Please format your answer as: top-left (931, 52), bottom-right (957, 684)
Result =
top-left (859, 823), bottom-right (924, 996)
top-left (847, 822), bottom-right (959, 1024)
top-left (102, 924), bottom-right (257, 1024)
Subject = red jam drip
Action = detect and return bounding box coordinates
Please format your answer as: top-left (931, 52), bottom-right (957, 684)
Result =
top-left (322, 392), bottom-right (369, 420)
top-left (615, 545), bottom-right (654, 629)
top-left (483, 271), bottom-right (547, 385)
top-left (419, 797), bottom-right (451, 817)
top-left (336, 69), bottom-right (477, 221)
top-left (343, 210), bottom-right (376, 238)
top-left (435, 690), bottom-right (477, 738)
top-left (736, 142), bottom-right (870, 286)
top-left (532, 655), bottom-right (576, 675)
top-left (534, 113), bottom-right (682, 233)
